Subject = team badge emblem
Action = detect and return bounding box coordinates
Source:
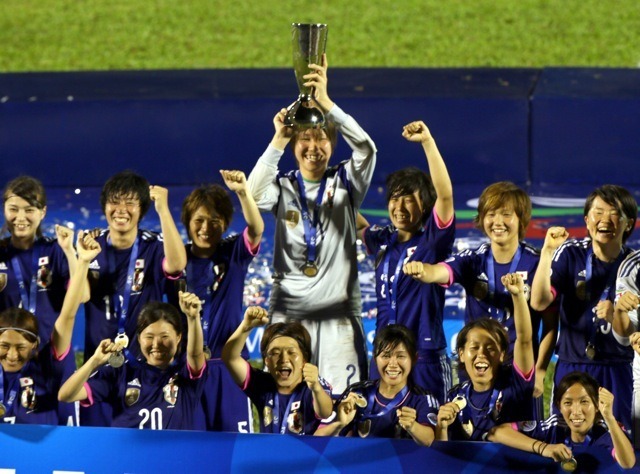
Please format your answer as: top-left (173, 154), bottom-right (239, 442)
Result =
top-left (125, 388), bottom-right (140, 406)
top-left (132, 268), bottom-right (144, 293)
top-left (20, 377), bottom-right (36, 410)
top-left (523, 284), bottom-right (531, 301)
top-left (211, 264), bottom-right (226, 293)
top-left (0, 273), bottom-right (6, 292)
top-left (576, 281), bottom-right (587, 301)
top-left (163, 378), bottom-right (179, 406)
top-left (287, 410), bottom-right (303, 434)
top-left (462, 420), bottom-right (474, 438)
top-left (263, 406), bottom-right (273, 427)
top-left (285, 210), bottom-right (300, 229)
top-left (37, 265), bottom-right (52, 289)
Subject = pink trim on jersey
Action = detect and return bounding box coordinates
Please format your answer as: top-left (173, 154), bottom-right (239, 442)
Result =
top-left (510, 422), bottom-right (518, 430)
top-left (162, 257), bottom-right (183, 281)
top-left (432, 207), bottom-right (454, 230)
top-left (51, 342), bottom-right (71, 362)
top-left (438, 262), bottom-right (455, 288)
top-left (240, 360), bottom-right (251, 390)
top-left (187, 361), bottom-right (206, 380)
top-left (242, 227), bottom-right (261, 256)
top-left (513, 361), bottom-right (534, 382)
top-left (80, 382), bottom-right (94, 407)
top-left (550, 285), bottom-right (558, 300)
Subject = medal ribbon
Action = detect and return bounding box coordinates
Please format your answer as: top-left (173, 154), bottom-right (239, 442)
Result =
top-left (0, 362), bottom-right (29, 417)
top-left (360, 383), bottom-right (410, 420)
top-left (584, 248), bottom-right (626, 350)
top-left (486, 245), bottom-right (522, 322)
top-left (185, 253), bottom-right (216, 347)
top-left (107, 235), bottom-right (140, 366)
top-left (382, 233), bottom-right (408, 325)
top-left (460, 383), bottom-right (501, 425)
top-left (295, 171), bottom-right (328, 267)
top-left (10, 242), bottom-right (42, 314)
top-left (272, 386), bottom-right (302, 434)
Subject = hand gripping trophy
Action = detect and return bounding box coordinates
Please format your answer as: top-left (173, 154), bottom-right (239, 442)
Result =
top-left (284, 23), bottom-right (328, 129)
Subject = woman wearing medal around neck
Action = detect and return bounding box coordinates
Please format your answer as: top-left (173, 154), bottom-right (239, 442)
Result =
top-left (247, 53), bottom-right (377, 396)
top-left (488, 371), bottom-right (635, 470)
top-left (0, 230), bottom-right (99, 424)
top-left (435, 273), bottom-right (535, 441)
top-left (166, 170), bottom-right (263, 432)
top-left (531, 185), bottom-right (637, 431)
top-left (403, 181), bottom-right (557, 416)
top-left (0, 176), bottom-right (87, 426)
top-left (315, 324), bottom-right (439, 445)
top-left (59, 291), bottom-right (207, 430)
top-left (223, 306), bottom-right (333, 435)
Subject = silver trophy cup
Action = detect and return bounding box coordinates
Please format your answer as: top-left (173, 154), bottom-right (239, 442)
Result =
top-left (284, 23), bottom-right (328, 129)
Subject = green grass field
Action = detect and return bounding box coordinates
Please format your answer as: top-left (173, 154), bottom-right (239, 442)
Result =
top-left (1, 0), bottom-right (639, 71)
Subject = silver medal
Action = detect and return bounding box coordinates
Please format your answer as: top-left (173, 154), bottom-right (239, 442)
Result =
top-left (109, 352), bottom-right (125, 368)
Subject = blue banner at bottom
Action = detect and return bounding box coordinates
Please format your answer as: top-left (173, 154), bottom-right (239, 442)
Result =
top-left (0, 424), bottom-right (634, 473)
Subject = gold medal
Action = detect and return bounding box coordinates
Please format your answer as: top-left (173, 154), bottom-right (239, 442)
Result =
top-left (560, 457), bottom-right (577, 472)
top-left (453, 395), bottom-right (467, 410)
top-left (585, 343), bottom-right (596, 360)
top-left (302, 262), bottom-right (318, 277)
top-left (354, 393), bottom-right (367, 408)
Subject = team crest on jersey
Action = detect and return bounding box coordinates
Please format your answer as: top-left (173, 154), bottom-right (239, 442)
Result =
top-left (357, 419), bottom-right (371, 438)
top-left (132, 260), bottom-right (145, 293)
top-left (20, 377), bottom-right (36, 410)
top-left (461, 420), bottom-right (474, 438)
top-left (576, 280), bottom-right (587, 301)
top-left (0, 273), bottom-right (6, 292)
top-left (523, 284), bottom-right (531, 301)
top-left (285, 210), bottom-right (300, 229)
top-left (263, 406), bottom-right (273, 427)
top-left (211, 264), bottom-right (226, 293)
top-left (163, 377), bottom-right (179, 406)
top-left (472, 281), bottom-right (489, 300)
top-left (125, 388), bottom-right (140, 406)
top-left (286, 400), bottom-right (303, 434)
top-left (37, 264), bottom-right (52, 289)
top-left (405, 246), bottom-right (417, 262)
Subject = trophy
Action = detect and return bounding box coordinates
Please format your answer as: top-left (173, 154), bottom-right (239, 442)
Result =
top-left (284, 23), bottom-right (328, 129)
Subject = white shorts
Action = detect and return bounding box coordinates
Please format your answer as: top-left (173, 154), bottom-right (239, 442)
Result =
top-left (270, 312), bottom-right (367, 395)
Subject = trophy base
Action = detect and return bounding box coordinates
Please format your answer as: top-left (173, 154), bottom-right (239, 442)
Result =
top-left (284, 97), bottom-right (325, 129)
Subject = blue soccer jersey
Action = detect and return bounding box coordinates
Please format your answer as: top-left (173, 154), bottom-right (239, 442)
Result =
top-left (166, 229), bottom-right (258, 359)
top-left (445, 363), bottom-right (535, 441)
top-left (166, 229), bottom-right (258, 432)
top-left (84, 357), bottom-right (207, 430)
top-left (0, 237), bottom-right (70, 346)
top-left (515, 415), bottom-right (617, 458)
top-left (241, 362), bottom-right (332, 435)
top-left (337, 380), bottom-right (439, 439)
top-left (550, 238), bottom-right (633, 364)
top-left (443, 241), bottom-right (543, 357)
top-left (364, 209), bottom-right (455, 353)
top-left (84, 229), bottom-right (174, 358)
top-left (0, 342), bottom-right (70, 425)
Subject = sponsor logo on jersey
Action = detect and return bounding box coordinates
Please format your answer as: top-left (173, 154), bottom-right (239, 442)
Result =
top-left (0, 263), bottom-right (7, 270)
top-left (89, 260), bottom-right (101, 270)
top-left (129, 378), bottom-right (141, 388)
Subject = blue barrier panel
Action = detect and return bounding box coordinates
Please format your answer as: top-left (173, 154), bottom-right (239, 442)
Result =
top-left (0, 424), bottom-right (632, 473)
top-left (531, 68), bottom-right (640, 193)
top-left (0, 69), bottom-right (536, 189)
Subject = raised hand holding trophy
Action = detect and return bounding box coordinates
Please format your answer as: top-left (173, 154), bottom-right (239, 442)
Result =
top-left (284, 23), bottom-right (328, 129)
